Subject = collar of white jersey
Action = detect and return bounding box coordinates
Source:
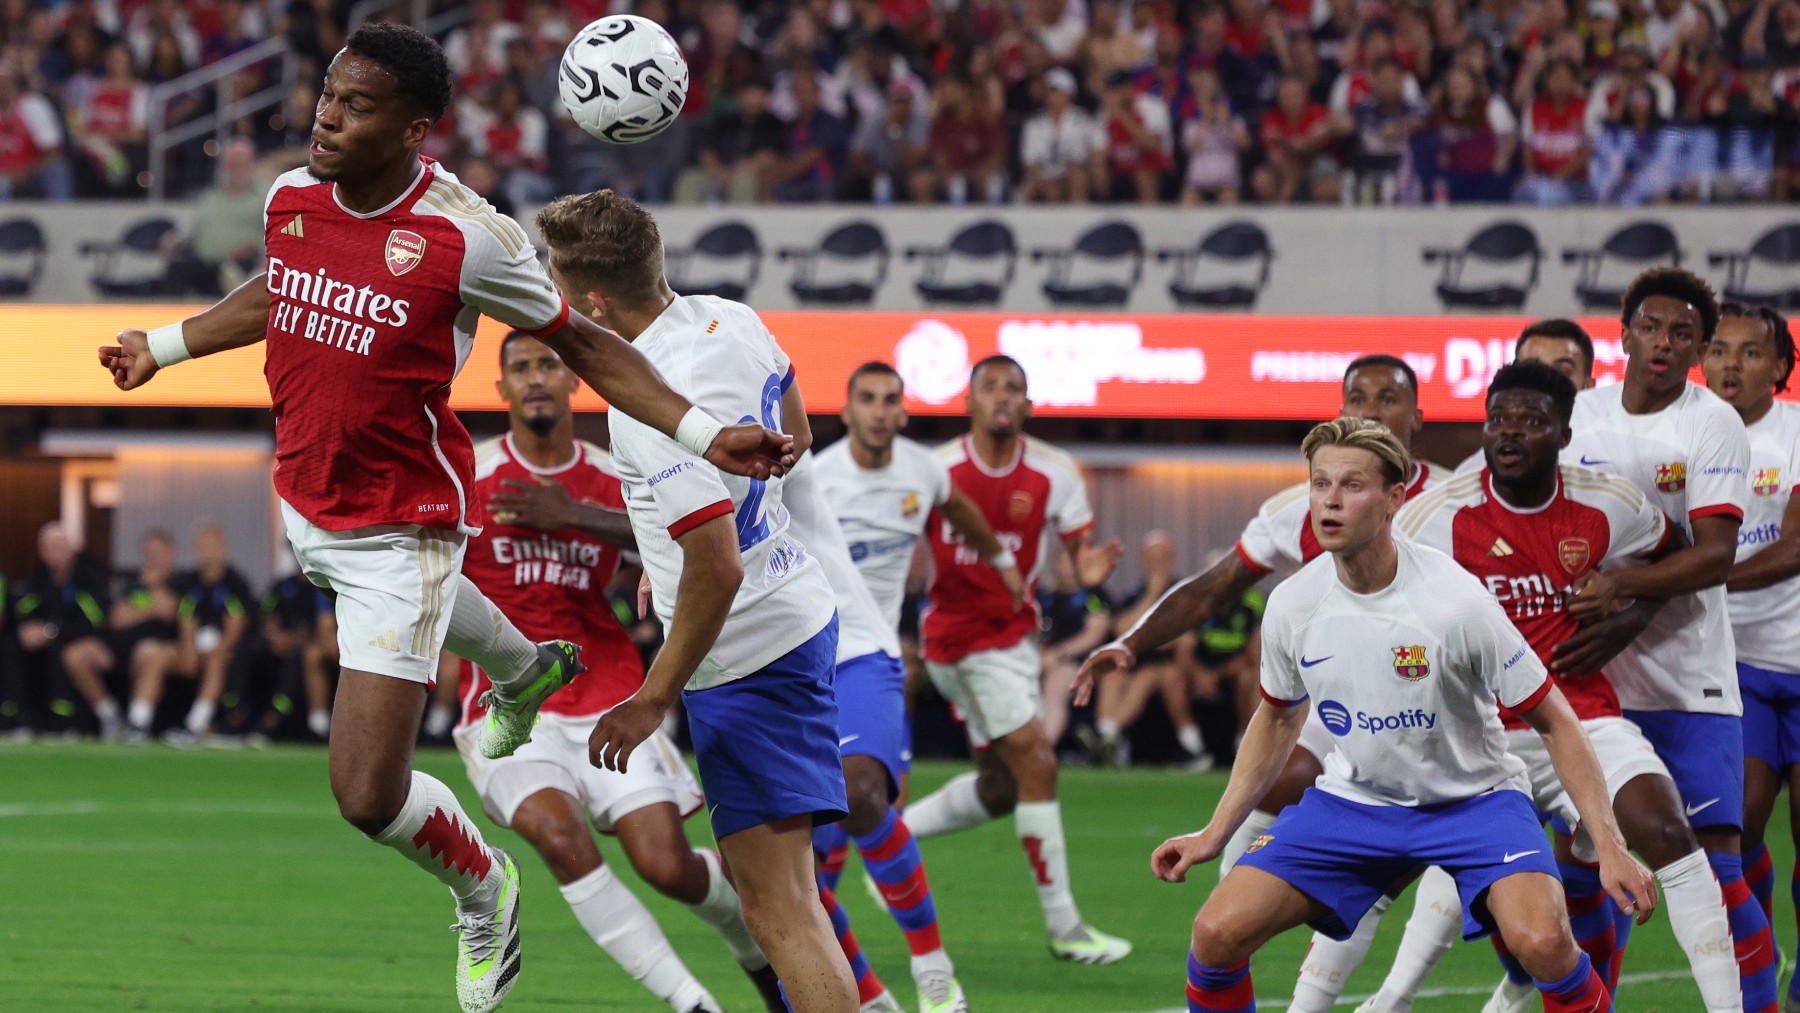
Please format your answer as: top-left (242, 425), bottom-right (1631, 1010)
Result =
top-left (330, 158), bottom-right (430, 220)
top-left (631, 294), bottom-right (695, 351)
top-left (962, 434), bottom-right (1024, 478)
top-left (503, 432), bottom-right (582, 476)
top-left (1484, 468), bottom-right (1559, 516)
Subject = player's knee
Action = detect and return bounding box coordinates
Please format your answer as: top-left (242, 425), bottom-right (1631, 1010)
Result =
top-left (1634, 818), bottom-right (1701, 869)
top-left (975, 766), bottom-right (1018, 816)
top-left (1506, 921), bottom-right (1579, 981)
top-left (842, 769), bottom-right (890, 836)
top-left (631, 848), bottom-right (692, 898)
top-left (333, 788), bottom-right (399, 835)
top-left (1190, 908), bottom-right (1251, 966)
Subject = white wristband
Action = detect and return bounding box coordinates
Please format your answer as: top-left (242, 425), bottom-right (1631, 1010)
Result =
top-left (145, 322), bottom-right (192, 368)
top-left (985, 548), bottom-right (1017, 571)
top-left (675, 406), bottom-right (724, 458)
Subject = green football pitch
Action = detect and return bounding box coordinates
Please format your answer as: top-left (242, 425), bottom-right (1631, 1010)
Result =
top-left (2, 744), bottom-right (1782, 1012)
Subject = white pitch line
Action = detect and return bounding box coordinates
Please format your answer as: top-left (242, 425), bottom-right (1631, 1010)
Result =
top-left (0, 800), bottom-right (320, 818)
top-left (1114, 967), bottom-right (1695, 1013)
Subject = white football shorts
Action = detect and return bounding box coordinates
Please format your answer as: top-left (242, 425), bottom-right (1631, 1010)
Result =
top-left (925, 635), bottom-right (1043, 749)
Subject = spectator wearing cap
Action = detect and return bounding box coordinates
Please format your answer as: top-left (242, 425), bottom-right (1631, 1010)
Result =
top-left (1097, 65), bottom-right (1173, 201)
top-left (1518, 57), bottom-right (1593, 203)
top-left (1178, 65), bottom-right (1251, 203)
top-left (1020, 66), bottom-right (1104, 201)
top-left (1334, 56), bottom-right (1429, 201)
top-left (918, 74), bottom-right (1008, 203)
top-left (0, 53), bottom-right (74, 200)
top-left (764, 71), bottom-right (851, 201)
top-left (675, 77), bottom-right (784, 203)
top-left (1253, 73), bottom-right (1338, 201)
top-left (848, 78), bottom-right (931, 202)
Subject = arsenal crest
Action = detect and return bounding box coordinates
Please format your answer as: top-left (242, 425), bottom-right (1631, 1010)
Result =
top-left (1392, 645), bottom-right (1430, 681)
top-left (385, 229), bottom-right (427, 277)
top-left (1557, 537), bottom-right (1591, 574)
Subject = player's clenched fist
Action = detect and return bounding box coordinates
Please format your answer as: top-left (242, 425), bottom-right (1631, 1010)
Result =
top-left (97, 330), bottom-right (159, 390)
top-left (1151, 831), bottom-right (1223, 883)
top-left (589, 692), bottom-right (667, 772)
top-left (705, 422), bottom-right (796, 480)
top-left (1072, 640), bottom-right (1135, 706)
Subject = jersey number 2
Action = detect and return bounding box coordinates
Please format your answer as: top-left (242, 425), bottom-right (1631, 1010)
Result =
top-left (733, 372), bottom-right (785, 551)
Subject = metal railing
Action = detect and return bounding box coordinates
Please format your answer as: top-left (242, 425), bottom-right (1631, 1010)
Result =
top-left (347, 0), bottom-right (472, 35)
top-left (145, 37), bottom-right (297, 200)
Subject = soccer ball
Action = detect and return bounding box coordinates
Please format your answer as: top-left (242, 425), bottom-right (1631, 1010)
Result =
top-left (558, 15), bottom-right (689, 145)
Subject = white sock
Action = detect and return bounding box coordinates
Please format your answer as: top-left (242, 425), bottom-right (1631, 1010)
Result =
top-left (1218, 807), bottom-right (1278, 877)
top-left (369, 770), bottom-right (500, 907)
top-left (906, 771), bottom-right (993, 839)
top-left (442, 575), bottom-right (540, 693)
top-left (684, 848), bottom-right (766, 969)
top-left (128, 699), bottom-right (155, 730)
top-left (307, 709), bottom-right (331, 738)
top-left (1095, 717), bottom-right (1121, 739)
top-left (1015, 800), bottom-right (1081, 938)
top-left (1369, 866), bottom-right (1462, 1012)
top-left (562, 864), bottom-right (717, 1012)
top-left (1176, 725), bottom-right (1204, 756)
top-left (94, 698), bottom-right (120, 724)
top-left (1657, 849), bottom-right (1739, 1012)
top-left (1290, 895), bottom-right (1391, 1012)
top-left (423, 703), bottom-right (455, 739)
top-left (186, 699), bottom-right (216, 734)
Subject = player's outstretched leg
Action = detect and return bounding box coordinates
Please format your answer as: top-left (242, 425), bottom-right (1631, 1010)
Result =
top-left (721, 816), bottom-right (859, 1013)
top-left (509, 792), bottom-right (724, 1013)
top-left (1483, 872), bottom-right (1612, 1013)
top-left (989, 719), bottom-right (1131, 964)
top-left (1351, 867), bottom-right (1462, 1013)
top-left (330, 670), bottom-right (520, 1013)
top-left (441, 576), bottom-right (584, 758)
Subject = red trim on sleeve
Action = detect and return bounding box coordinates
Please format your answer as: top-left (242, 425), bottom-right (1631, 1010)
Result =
top-left (524, 299), bottom-right (571, 338)
top-left (1060, 520), bottom-right (1097, 544)
top-left (1688, 503), bottom-right (1745, 524)
top-left (1234, 541), bottom-right (1274, 575)
top-left (667, 499), bottom-right (734, 540)
top-left (1508, 678), bottom-right (1554, 714)
top-left (1260, 687), bottom-right (1307, 708)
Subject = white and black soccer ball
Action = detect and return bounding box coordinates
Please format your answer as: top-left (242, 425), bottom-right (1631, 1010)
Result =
top-left (558, 15), bottom-right (689, 144)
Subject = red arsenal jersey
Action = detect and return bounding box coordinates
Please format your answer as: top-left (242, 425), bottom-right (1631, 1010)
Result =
top-left (261, 159), bottom-right (569, 533)
top-left (1395, 465), bottom-right (1671, 727)
top-left (922, 435), bottom-right (1094, 664)
top-left (457, 435), bottom-right (642, 723)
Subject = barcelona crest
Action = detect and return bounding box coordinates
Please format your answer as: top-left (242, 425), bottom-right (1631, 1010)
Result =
top-left (1654, 462), bottom-right (1686, 494)
top-left (900, 492), bottom-right (921, 518)
top-left (1245, 834), bottom-right (1274, 854)
top-left (1392, 645), bottom-right (1430, 681)
top-left (1753, 468), bottom-right (1781, 497)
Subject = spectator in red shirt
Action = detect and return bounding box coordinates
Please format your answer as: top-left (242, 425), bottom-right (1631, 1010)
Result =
top-left (70, 40), bottom-right (148, 195)
top-left (1253, 73), bottom-right (1339, 201)
top-left (1097, 66), bottom-right (1173, 201)
top-left (0, 53), bottom-right (73, 200)
top-left (917, 75), bottom-right (1008, 203)
top-left (461, 77), bottom-right (553, 210)
top-left (1518, 57), bottom-right (1592, 203)
top-left (1426, 64), bottom-right (1518, 200)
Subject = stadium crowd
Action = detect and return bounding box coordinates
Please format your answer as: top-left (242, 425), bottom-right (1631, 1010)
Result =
top-left (3, 0), bottom-right (1800, 208)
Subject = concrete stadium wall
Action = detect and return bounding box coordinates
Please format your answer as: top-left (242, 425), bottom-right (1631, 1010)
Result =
top-left (3, 201), bottom-right (1790, 315)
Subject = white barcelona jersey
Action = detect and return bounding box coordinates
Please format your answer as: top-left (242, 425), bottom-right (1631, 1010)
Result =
top-left (814, 436), bottom-right (953, 632)
top-left (1566, 382), bottom-right (1750, 713)
top-left (1260, 538), bottom-right (1549, 807)
top-left (784, 453), bottom-right (902, 663)
top-left (606, 295), bottom-right (834, 690)
top-left (1730, 400), bottom-right (1800, 673)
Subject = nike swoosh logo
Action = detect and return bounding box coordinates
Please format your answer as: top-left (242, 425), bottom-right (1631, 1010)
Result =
top-left (1685, 798), bottom-right (1720, 817)
top-left (838, 734), bottom-right (861, 747)
top-left (1579, 455), bottom-right (1609, 466)
top-left (1300, 655), bottom-right (1333, 668)
top-left (1503, 850), bottom-right (1541, 863)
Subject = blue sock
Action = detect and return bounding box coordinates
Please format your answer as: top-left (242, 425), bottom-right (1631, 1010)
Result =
top-left (1186, 954), bottom-right (1254, 1013)
top-left (853, 807), bottom-right (943, 956)
top-left (1534, 950), bottom-right (1610, 1011)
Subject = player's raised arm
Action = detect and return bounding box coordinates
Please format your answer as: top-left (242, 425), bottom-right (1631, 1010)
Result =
top-left (1152, 695), bottom-right (1307, 883)
top-left (97, 273), bottom-right (272, 390)
top-left (1516, 686), bottom-right (1658, 923)
top-left (590, 513), bottom-right (741, 772)
top-left (1075, 550), bottom-right (1259, 702)
top-left (936, 488), bottom-right (1028, 610)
